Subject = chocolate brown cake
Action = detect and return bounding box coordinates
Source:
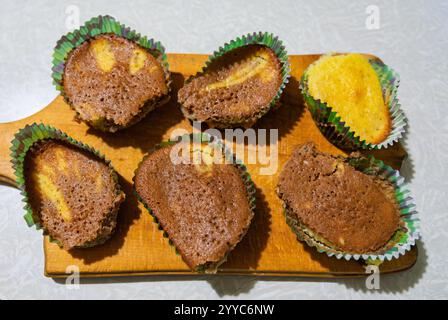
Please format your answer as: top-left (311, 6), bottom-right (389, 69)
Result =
top-left (62, 33), bottom-right (170, 132)
top-left (134, 141), bottom-right (255, 272)
top-left (178, 45), bottom-right (283, 128)
top-left (277, 143), bottom-right (400, 254)
top-left (24, 140), bottom-right (125, 249)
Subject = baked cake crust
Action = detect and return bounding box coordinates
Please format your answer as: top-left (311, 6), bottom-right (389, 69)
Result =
top-left (306, 54), bottom-right (391, 145)
top-left (134, 143), bottom-right (254, 272)
top-left (178, 45), bottom-right (283, 128)
top-left (24, 140), bottom-right (125, 249)
top-left (63, 34), bottom-right (169, 132)
top-left (277, 143), bottom-right (400, 254)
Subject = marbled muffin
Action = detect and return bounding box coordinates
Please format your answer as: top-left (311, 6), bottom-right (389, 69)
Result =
top-left (178, 45), bottom-right (283, 128)
top-left (277, 143), bottom-right (401, 254)
top-left (134, 141), bottom-right (255, 272)
top-left (24, 140), bottom-right (125, 249)
top-left (305, 54), bottom-right (391, 145)
top-left (62, 33), bottom-right (170, 132)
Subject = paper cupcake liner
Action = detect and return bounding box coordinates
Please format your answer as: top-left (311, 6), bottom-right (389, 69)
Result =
top-left (300, 55), bottom-right (407, 150)
top-left (10, 123), bottom-right (124, 246)
top-left (283, 154), bottom-right (419, 263)
top-left (133, 132), bottom-right (256, 272)
top-left (52, 15), bottom-right (171, 131)
top-left (181, 32), bottom-right (291, 127)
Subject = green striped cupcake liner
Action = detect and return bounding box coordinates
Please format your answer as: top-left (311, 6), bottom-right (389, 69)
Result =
top-left (181, 32), bottom-right (291, 127)
top-left (133, 132), bottom-right (256, 273)
top-left (51, 15), bottom-right (171, 131)
top-left (283, 154), bottom-right (419, 263)
top-left (10, 123), bottom-right (124, 240)
top-left (300, 54), bottom-right (407, 150)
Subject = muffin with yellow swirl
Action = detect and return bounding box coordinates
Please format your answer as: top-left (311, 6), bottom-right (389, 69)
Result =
top-left (52, 15), bottom-right (170, 132)
top-left (11, 123), bottom-right (125, 249)
top-left (178, 32), bottom-right (290, 128)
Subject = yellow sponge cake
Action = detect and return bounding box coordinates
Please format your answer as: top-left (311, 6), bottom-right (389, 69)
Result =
top-left (306, 54), bottom-right (391, 145)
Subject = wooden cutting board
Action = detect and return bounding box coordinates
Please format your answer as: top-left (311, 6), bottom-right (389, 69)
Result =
top-left (0, 53), bottom-right (417, 278)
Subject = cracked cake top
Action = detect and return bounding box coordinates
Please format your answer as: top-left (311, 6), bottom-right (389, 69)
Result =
top-left (277, 142), bottom-right (400, 253)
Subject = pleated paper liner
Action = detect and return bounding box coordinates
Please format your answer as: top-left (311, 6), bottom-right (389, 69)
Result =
top-left (283, 154), bottom-right (419, 264)
top-left (300, 54), bottom-right (407, 150)
top-left (10, 123), bottom-right (124, 247)
top-left (180, 32), bottom-right (291, 127)
top-left (133, 132), bottom-right (256, 273)
top-left (51, 15), bottom-right (171, 131)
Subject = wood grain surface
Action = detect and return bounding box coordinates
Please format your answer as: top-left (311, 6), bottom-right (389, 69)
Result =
top-left (0, 53), bottom-right (416, 278)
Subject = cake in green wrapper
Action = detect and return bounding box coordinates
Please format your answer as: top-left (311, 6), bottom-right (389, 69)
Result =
top-left (10, 123), bottom-right (125, 249)
top-left (178, 32), bottom-right (290, 128)
top-left (52, 15), bottom-right (171, 132)
top-left (133, 133), bottom-right (256, 273)
top-left (277, 142), bottom-right (419, 262)
top-left (300, 53), bottom-right (406, 150)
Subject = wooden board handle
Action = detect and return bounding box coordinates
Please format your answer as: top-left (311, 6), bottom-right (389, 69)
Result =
top-left (0, 121), bottom-right (18, 187)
